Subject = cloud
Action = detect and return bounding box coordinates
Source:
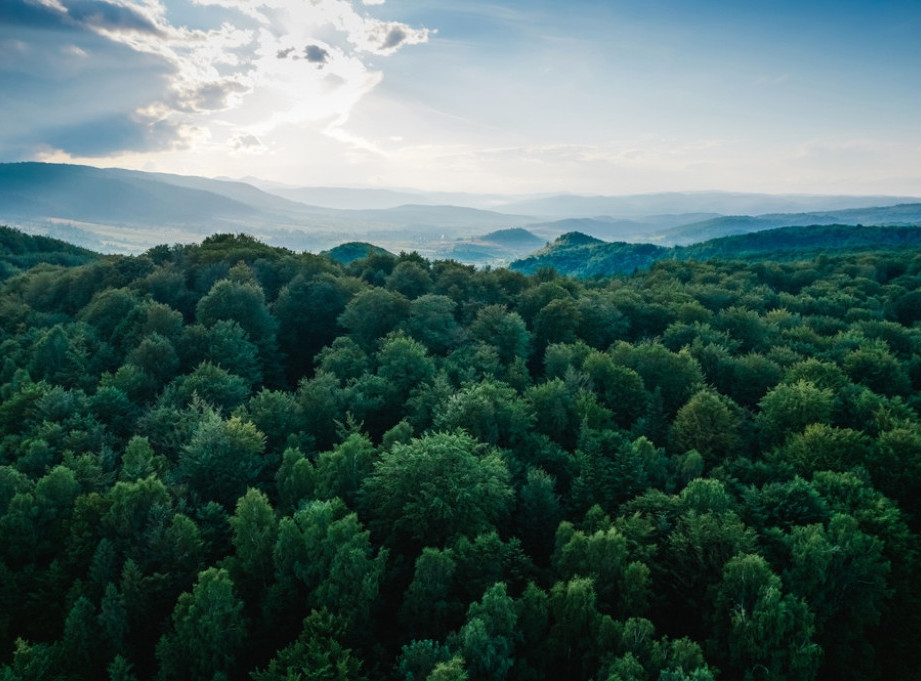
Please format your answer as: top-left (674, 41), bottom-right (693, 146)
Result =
top-left (381, 27), bottom-right (406, 50)
top-left (0, 0), bottom-right (431, 164)
top-left (304, 44), bottom-right (330, 64)
top-left (0, 0), bottom-right (163, 35)
top-left (62, 44), bottom-right (89, 58)
top-left (175, 79), bottom-right (250, 112)
top-left (64, 0), bottom-right (164, 36)
top-left (232, 133), bottom-right (263, 150)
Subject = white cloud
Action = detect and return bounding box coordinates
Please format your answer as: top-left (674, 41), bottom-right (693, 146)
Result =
top-left (6, 0), bottom-right (429, 160)
top-left (62, 44), bottom-right (89, 58)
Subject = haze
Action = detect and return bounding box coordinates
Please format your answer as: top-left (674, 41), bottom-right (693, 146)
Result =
top-left (2, 0), bottom-right (920, 196)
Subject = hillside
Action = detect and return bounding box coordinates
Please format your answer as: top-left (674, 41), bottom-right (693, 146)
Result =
top-left (322, 241), bottom-right (394, 264)
top-left (512, 224), bottom-right (921, 277)
top-left (512, 232), bottom-right (668, 276)
top-left (0, 224), bottom-right (100, 279)
top-left (660, 203), bottom-right (921, 244)
top-left (0, 163), bottom-right (536, 256)
top-left (0, 163), bottom-right (267, 227)
top-left (479, 227), bottom-right (544, 249)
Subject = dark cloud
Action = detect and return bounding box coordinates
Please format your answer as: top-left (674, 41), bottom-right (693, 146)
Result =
top-left (173, 80), bottom-right (249, 113)
top-left (276, 47), bottom-right (296, 59)
top-left (381, 27), bottom-right (407, 50)
top-left (0, 0), bottom-right (161, 35)
top-left (304, 45), bottom-right (329, 64)
top-left (0, 0), bottom-right (74, 30)
top-left (65, 0), bottom-right (163, 36)
top-left (46, 112), bottom-right (184, 156)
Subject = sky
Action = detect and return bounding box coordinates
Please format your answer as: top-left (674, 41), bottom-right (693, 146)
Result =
top-left (2, 0), bottom-right (920, 195)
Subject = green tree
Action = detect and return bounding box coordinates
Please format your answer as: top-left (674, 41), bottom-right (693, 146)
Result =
top-left (171, 360), bottom-right (251, 413)
top-left (196, 277), bottom-right (281, 385)
top-left (176, 410), bottom-right (266, 508)
top-left (316, 337), bottom-right (371, 385)
top-left (387, 260), bottom-right (433, 299)
top-left (251, 608), bottom-right (366, 681)
top-left (455, 582), bottom-right (518, 681)
top-left (338, 288), bottom-right (410, 350)
top-left (400, 547), bottom-right (462, 640)
top-left (376, 333), bottom-right (436, 401)
top-left (711, 554), bottom-right (821, 681)
top-left (229, 488), bottom-right (278, 592)
top-left (403, 294), bottom-right (462, 355)
top-left (396, 640), bottom-right (453, 681)
top-left (611, 341), bottom-right (704, 417)
top-left (468, 305), bottom-right (532, 365)
top-left (155, 567), bottom-right (247, 681)
top-left (514, 467), bottom-right (563, 567)
top-left (434, 379), bottom-right (533, 449)
top-left (204, 320), bottom-right (263, 387)
top-left (127, 332), bottom-right (179, 384)
top-left (547, 577), bottom-right (605, 680)
top-left (755, 380), bottom-right (834, 448)
top-left (315, 432), bottom-right (377, 508)
top-left (276, 447), bottom-right (316, 514)
top-left (296, 370), bottom-right (346, 452)
top-left (581, 351), bottom-right (647, 429)
top-left (274, 273), bottom-right (353, 382)
top-left (360, 431), bottom-right (514, 550)
top-left (670, 390), bottom-right (744, 465)
top-left (783, 514), bottom-right (890, 680)
top-left (272, 499), bottom-right (387, 629)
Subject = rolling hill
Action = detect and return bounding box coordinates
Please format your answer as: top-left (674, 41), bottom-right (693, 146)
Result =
top-left (511, 224), bottom-right (921, 277)
top-left (659, 204), bottom-right (921, 245)
top-left (3, 162), bottom-right (921, 263)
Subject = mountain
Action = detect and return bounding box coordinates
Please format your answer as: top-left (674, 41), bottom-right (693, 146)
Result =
top-left (659, 203), bottom-right (921, 245)
top-left (522, 214), bottom-right (722, 242)
top-left (499, 191), bottom-right (921, 219)
top-left (337, 204), bottom-right (534, 230)
top-left (0, 224), bottom-right (99, 279)
top-left (0, 162), bottom-right (265, 227)
top-left (0, 163), bottom-right (535, 255)
top-left (243, 181), bottom-right (510, 211)
top-left (512, 232), bottom-right (668, 276)
top-left (322, 242), bottom-right (394, 264)
top-left (478, 228), bottom-right (544, 249)
top-left (511, 224), bottom-right (921, 278)
top-left (426, 228), bottom-right (545, 266)
top-left (679, 223), bottom-right (921, 261)
top-left (5, 162), bottom-right (921, 265)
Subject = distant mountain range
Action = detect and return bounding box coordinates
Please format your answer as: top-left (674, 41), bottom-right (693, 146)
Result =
top-left (497, 191), bottom-right (921, 219)
top-left (2, 162), bottom-right (920, 264)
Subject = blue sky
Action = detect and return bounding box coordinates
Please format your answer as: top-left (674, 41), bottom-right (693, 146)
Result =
top-left (2, 0), bottom-right (919, 195)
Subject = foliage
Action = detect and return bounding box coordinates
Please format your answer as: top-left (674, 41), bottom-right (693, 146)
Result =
top-left (1, 227), bottom-right (920, 681)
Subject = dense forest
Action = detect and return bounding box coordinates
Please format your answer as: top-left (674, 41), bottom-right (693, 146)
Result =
top-left (1, 226), bottom-right (921, 681)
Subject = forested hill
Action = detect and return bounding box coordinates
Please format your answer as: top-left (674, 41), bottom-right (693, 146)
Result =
top-left (1, 228), bottom-right (921, 681)
top-left (661, 202), bottom-right (921, 245)
top-left (0, 224), bottom-right (99, 279)
top-left (512, 224), bottom-right (921, 277)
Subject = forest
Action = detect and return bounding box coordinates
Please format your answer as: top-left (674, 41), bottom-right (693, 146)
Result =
top-left (1, 226), bottom-right (921, 681)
